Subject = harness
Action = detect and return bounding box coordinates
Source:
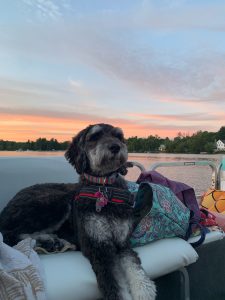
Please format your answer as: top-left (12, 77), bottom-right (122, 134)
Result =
top-left (75, 178), bottom-right (134, 212)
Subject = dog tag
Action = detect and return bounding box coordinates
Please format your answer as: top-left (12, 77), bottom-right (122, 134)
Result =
top-left (95, 191), bottom-right (108, 212)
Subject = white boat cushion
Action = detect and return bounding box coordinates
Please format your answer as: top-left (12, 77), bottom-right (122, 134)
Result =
top-left (40, 238), bottom-right (198, 300)
top-left (188, 230), bottom-right (225, 245)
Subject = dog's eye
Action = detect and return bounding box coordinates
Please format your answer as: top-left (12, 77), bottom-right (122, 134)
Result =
top-left (113, 132), bottom-right (124, 141)
top-left (88, 131), bottom-right (103, 141)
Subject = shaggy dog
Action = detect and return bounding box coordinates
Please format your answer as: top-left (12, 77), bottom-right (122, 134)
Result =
top-left (0, 123), bottom-right (156, 300)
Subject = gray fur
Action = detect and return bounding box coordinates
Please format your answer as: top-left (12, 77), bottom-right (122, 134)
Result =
top-left (0, 123), bottom-right (156, 300)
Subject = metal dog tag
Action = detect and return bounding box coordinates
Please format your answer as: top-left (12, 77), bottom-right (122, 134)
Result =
top-left (95, 190), bottom-right (108, 212)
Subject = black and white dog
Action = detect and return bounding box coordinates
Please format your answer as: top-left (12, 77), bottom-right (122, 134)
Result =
top-left (0, 123), bottom-right (156, 300)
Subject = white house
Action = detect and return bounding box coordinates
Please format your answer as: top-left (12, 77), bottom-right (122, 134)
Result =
top-left (159, 144), bottom-right (166, 152)
top-left (216, 140), bottom-right (225, 151)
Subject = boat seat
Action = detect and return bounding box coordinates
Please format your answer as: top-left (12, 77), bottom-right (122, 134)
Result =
top-left (40, 238), bottom-right (197, 300)
top-left (0, 156), bottom-right (224, 300)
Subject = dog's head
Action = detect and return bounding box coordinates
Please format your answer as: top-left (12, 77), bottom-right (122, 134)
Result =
top-left (65, 123), bottom-right (128, 176)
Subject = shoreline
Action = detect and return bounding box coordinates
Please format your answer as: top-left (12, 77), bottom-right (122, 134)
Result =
top-left (0, 151), bottom-right (223, 162)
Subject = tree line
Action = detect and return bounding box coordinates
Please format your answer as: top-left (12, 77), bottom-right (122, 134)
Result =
top-left (127, 126), bottom-right (225, 154)
top-left (0, 138), bottom-right (69, 151)
top-left (0, 126), bottom-right (225, 154)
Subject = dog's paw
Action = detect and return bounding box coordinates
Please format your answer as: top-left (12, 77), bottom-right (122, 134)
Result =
top-left (36, 235), bottom-right (63, 251)
top-left (132, 278), bottom-right (156, 300)
top-left (34, 233), bottom-right (75, 253)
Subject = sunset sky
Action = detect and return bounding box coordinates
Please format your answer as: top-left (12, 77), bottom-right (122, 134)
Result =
top-left (1, 0), bottom-right (225, 141)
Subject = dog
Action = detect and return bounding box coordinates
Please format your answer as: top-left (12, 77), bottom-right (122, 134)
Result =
top-left (0, 123), bottom-right (156, 300)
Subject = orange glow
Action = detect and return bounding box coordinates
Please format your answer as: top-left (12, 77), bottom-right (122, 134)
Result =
top-left (0, 112), bottom-right (196, 142)
top-left (0, 113), bottom-right (89, 141)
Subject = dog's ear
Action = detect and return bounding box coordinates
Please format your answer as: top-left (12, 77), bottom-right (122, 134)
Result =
top-left (65, 127), bottom-right (90, 174)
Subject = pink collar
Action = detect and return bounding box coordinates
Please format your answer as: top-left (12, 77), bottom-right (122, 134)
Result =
top-left (82, 173), bottom-right (118, 185)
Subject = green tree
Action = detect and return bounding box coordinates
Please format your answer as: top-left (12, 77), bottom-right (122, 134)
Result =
top-left (216, 127), bottom-right (225, 140)
top-left (204, 142), bottom-right (215, 154)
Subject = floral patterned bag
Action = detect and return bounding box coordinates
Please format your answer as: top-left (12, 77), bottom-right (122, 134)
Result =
top-left (130, 182), bottom-right (191, 247)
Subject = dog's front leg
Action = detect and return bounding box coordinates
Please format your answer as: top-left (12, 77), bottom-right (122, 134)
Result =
top-left (84, 243), bottom-right (122, 300)
top-left (118, 248), bottom-right (156, 300)
top-left (80, 214), bottom-right (133, 299)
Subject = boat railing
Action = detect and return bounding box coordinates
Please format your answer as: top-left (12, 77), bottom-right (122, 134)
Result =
top-left (126, 161), bottom-right (146, 172)
top-left (128, 159), bottom-right (223, 194)
top-left (149, 160), bottom-right (219, 190)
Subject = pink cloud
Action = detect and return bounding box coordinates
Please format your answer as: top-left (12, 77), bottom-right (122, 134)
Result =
top-left (0, 108), bottom-right (223, 142)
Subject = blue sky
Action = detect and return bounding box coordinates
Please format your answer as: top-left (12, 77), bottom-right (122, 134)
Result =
top-left (1, 0), bottom-right (225, 141)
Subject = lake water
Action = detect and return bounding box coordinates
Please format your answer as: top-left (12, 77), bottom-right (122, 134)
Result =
top-left (127, 153), bottom-right (223, 197)
top-left (0, 151), bottom-right (224, 196)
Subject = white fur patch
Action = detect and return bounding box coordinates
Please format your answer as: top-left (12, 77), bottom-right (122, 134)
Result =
top-left (88, 143), bottom-right (103, 171)
top-left (120, 254), bottom-right (156, 300)
top-left (84, 215), bottom-right (132, 246)
top-left (111, 218), bottom-right (132, 244)
top-left (84, 215), bottom-right (112, 242)
top-left (113, 260), bottom-right (132, 300)
top-left (88, 125), bottom-right (102, 137)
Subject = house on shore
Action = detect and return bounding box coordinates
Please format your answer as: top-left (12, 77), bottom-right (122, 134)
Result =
top-left (159, 144), bottom-right (166, 152)
top-left (216, 140), bottom-right (225, 151)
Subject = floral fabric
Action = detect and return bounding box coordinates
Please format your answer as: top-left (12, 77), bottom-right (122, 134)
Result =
top-left (131, 182), bottom-right (190, 247)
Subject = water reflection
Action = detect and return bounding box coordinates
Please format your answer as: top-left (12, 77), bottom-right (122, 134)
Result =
top-left (0, 151), bottom-right (65, 157)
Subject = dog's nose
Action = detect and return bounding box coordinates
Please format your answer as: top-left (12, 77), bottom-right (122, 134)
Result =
top-left (109, 143), bottom-right (120, 154)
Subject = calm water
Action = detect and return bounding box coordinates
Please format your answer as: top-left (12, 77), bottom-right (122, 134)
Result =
top-left (127, 153), bottom-right (224, 196)
top-left (0, 151), bottom-right (224, 196)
